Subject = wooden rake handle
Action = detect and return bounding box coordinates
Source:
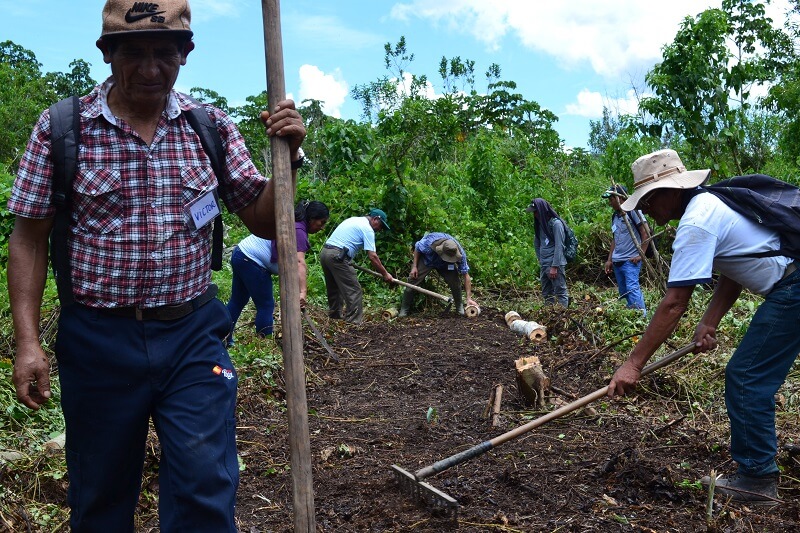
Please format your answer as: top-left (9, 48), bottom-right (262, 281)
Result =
top-left (414, 343), bottom-right (696, 480)
top-left (352, 264), bottom-right (452, 303)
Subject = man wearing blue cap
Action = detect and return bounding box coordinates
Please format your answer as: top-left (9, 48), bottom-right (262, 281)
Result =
top-left (602, 184), bottom-right (650, 314)
top-left (321, 209), bottom-right (394, 323)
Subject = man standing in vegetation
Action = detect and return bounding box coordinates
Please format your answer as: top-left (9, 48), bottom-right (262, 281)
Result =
top-left (6, 1), bottom-right (306, 530)
top-left (320, 208), bottom-right (394, 323)
top-left (607, 149), bottom-right (798, 506)
top-left (526, 198), bottom-right (569, 307)
top-left (602, 185), bottom-right (649, 315)
top-left (398, 232), bottom-right (478, 316)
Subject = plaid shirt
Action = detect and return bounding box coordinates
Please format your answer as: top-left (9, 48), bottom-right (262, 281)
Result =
top-left (8, 78), bottom-right (267, 308)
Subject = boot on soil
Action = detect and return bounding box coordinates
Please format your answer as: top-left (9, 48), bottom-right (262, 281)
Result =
top-left (453, 291), bottom-right (464, 315)
top-left (398, 289), bottom-right (414, 317)
top-left (700, 472), bottom-right (780, 507)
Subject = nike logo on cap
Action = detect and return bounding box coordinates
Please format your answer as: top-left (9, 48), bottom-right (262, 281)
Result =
top-left (125, 8), bottom-right (166, 24)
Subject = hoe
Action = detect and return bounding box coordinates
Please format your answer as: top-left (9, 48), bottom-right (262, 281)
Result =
top-left (392, 343), bottom-right (696, 518)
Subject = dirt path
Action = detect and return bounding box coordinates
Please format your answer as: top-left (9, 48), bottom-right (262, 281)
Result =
top-left (232, 308), bottom-right (800, 532)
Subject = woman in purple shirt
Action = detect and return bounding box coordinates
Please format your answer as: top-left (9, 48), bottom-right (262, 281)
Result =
top-left (226, 200), bottom-right (329, 344)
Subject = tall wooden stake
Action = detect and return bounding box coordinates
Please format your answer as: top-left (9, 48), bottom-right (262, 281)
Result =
top-left (261, 1), bottom-right (315, 530)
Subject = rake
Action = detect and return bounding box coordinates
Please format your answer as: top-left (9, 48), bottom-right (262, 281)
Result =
top-left (392, 342), bottom-right (695, 517)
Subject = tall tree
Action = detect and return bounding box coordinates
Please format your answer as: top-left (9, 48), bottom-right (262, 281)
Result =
top-left (640, 1), bottom-right (790, 175)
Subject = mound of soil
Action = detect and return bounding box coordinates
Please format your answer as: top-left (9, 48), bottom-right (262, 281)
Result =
top-left (233, 308), bottom-right (800, 532)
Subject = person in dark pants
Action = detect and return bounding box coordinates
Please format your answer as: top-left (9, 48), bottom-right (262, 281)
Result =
top-left (608, 149), bottom-right (799, 506)
top-left (398, 232), bottom-right (478, 316)
top-left (226, 200), bottom-right (329, 344)
top-left (7, 1), bottom-right (306, 530)
top-left (526, 198), bottom-right (569, 306)
top-left (320, 209), bottom-right (393, 323)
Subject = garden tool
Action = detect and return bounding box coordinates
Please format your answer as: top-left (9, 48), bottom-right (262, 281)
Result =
top-left (352, 264), bottom-right (453, 307)
top-left (303, 309), bottom-right (339, 362)
top-left (392, 342), bottom-right (696, 517)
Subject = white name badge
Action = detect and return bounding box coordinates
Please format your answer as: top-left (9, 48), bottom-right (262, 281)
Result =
top-left (187, 189), bottom-right (221, 230)
top-left (448, 263), bottom-right (456, 270)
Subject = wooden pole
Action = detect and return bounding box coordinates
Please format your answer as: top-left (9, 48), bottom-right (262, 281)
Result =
top-left (261, 1), bottom-right (315, 530)
top-left (352, 264), bottom-right (452, 303)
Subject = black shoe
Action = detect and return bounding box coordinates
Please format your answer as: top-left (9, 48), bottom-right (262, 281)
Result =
top-left (700, 472), bottom-right (779, 506)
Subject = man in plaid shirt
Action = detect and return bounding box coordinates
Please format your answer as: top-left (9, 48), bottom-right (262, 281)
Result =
top-left (6, 1), bottom-right (305, 531)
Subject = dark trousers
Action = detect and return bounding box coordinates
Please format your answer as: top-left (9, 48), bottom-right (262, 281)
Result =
top-left (227, 245), bottom-right (277, 338)
top-left (401, 261), bottom-right (462, 311)
top-left (726, 267), bottom-right (800, 477)
top-left (320, 246), bottom-right (364, 323)
top-left (56, 298), bottom-right (239, 532)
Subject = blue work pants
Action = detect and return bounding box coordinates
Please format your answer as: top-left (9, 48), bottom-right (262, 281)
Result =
top-left (56, 298), bottom-right (239, 532)
top-left (612, 260), bottom-right (646, 314)
top-left (726, 268), bottom-right (800, 477)
top-left (227, 245), bottom-right (278, 339)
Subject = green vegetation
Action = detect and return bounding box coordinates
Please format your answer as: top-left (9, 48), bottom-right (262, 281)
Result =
top-left (5, 2), bottom-right (800, 529)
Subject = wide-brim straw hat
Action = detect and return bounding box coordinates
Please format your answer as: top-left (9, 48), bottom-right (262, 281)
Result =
top-left (621, 149), bottom-right (710, 211)
top-left (431, 238), bottom-right (462, 263)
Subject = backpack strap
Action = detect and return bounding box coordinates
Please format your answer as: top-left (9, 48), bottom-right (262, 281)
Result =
top-left (183, 97), bottom-right (226, 271)
top-left (49, 96), bottom-right (80, 306)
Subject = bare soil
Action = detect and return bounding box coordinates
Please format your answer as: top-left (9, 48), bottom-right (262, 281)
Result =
top-left (232, 306), bottom-right (800, 532)
top-left (6, 305), bottom-right (800, 532)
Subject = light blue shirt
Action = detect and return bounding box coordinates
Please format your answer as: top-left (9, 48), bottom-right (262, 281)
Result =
top-left (325, 216), bottom-right (376, 258)
top-left (611, 210), bottom-right (644, 262)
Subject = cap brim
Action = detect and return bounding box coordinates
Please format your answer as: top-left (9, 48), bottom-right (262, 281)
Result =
top-left (524, 205), bottom-right (535, 213)
top-left (621, 169), bottom-right (710, 211)
top-left (98, 29), bottom-right (193, 43)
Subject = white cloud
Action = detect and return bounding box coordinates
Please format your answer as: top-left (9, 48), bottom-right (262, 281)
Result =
top-left (298, 65), bottom-right (349, 118)
top-left (565, 88), bottom-right (647, 118)
top-left (389, 0), bottom-right (792, 78)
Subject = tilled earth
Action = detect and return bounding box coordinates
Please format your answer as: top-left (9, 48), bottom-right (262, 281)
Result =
top-left (6, 306), bottom-right (800, 532)
top-left (232, 308), bottom-right (800, 532)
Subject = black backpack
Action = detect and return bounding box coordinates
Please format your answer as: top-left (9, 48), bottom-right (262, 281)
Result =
top-left (699, 174), bottom-right (800, 260)
top-left (48, 95), bottom-right (226, 305)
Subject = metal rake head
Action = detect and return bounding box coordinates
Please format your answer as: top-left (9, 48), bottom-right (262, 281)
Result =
top-left (391, 464), bottom-right (459, 519)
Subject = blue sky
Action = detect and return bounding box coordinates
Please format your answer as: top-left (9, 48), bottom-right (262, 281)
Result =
top-left (2, 0), bottom-right (792, 148)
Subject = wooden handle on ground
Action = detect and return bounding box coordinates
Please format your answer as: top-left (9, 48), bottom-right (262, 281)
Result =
top-left (352, 264), bottom-right (452, 303)
top-left (414, 343), bottom-right (695, 480)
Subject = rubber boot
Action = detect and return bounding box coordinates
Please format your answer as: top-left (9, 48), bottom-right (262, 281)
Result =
top-left (453, 291), bottom-right (464, 315)
top-left (700, 472), bottom-right (779, 506)
top-left (398, 289), bottom-right (414, 317)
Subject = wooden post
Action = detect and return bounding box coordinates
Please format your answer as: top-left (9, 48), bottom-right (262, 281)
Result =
top-left (491, 384), bottom-right (503, 427)
top-left (261, 1), bottom-right (315, 530)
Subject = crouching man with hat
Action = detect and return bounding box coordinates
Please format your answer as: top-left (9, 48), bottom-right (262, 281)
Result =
top-left (607, 149), bottom-right (799, 506)
top-left (399, 232), bottom-right (478, 316)
top-left (7, 0), bottom-right (307, 530)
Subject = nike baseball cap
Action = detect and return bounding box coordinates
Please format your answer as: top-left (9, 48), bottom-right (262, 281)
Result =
top-left (99, 0), bottom-right (193, 41)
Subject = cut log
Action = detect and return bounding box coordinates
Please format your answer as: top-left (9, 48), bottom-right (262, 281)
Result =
top-left (504, 310), bottom-right (547, 341)
top-left (382, 308), bottom-right (398, 320)
top-left (465, 304), bottom-right (481, 318)
top-left (509, 319), bottom-right (547, 342)
top-left (515, 356), bottom-right (550, 408)
top-left (504, 311), bottom-right (521, 327)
